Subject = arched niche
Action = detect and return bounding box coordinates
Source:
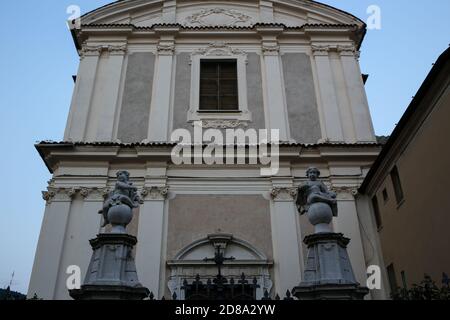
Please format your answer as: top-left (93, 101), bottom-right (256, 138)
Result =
top-left (167, 233), bottom-right (273, 300)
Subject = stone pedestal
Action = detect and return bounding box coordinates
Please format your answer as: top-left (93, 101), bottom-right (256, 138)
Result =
top-left (292, 233), bottom-right (368, 300)
top-left (70, 233), bottom-right (149, 300)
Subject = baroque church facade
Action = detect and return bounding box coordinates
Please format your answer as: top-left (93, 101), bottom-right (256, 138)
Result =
top-left (29, 0), bottom-right (388, 300)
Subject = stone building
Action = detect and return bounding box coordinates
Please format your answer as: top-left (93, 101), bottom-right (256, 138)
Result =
top-left (29, 0), bottom-right (387, 300)
top-left (359, 47), bottom-right (450, 295)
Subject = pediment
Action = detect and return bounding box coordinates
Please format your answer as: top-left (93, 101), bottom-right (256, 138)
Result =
top-left (81, 0), bottom-right (364, 28)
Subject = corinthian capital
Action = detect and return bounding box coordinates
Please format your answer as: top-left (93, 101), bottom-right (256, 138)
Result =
top-left (311, 45), bottom-right (330, 56)
top-left (270, 187), bottom-right (297, 201)
top-left (141, 186), bottom-right (169, 201)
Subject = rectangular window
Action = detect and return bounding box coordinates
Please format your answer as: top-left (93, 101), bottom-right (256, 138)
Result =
top-left (372, 195), bottom-right (382, 230)
top-left (382, 188), bottom-right (389, 203)
top-left (199, 59), bottom-right (238, 111)
top-left (386, 264), bottom-right (398, 295)
top-left (390, 166), bottom-right (404, 205)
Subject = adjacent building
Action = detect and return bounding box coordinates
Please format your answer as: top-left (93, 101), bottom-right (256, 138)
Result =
top-left (360, 47), bottom-right (450, 295)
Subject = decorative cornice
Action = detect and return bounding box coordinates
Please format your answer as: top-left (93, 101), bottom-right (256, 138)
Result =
top-left (141, 186), bottom-right (169, 201)
top-left (186, 8), bottom-right (252, 27)
top-left (200, 120), bottom-right (249, 129)
top-left (270, 187), bottom-right (297, 201)
top-left (262, 44), bottom-right (280, 56)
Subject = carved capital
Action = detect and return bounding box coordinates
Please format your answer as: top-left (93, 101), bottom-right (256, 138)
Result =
top-left (157, 44), bottom-right (175, 56)
top-left (80, 44), bottom-right (127, 59)
top-left (270, 187), bottom-right (297, 201)
top-left (330, 186), bottom-right (358, 200)
top-left (311, 45), bottom-right (330, 57)
top-left (262, 44), bottom-right (280, 56)
top-left (337, 45), bottom-right (359, 59)
top-left (141, 186), bottom-right (169, 201)
top-left (42, 187), bottom-right (110, 204)
top-left (80, 45), bottom-right (103, 59)
top-left (108, 44), bottom-right (128, 56)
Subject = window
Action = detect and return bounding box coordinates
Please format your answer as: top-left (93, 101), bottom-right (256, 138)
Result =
top-left (372, 195), bottom-right (382, 230)
top-left (382, 188), bottom-right (389, 203)
top-left (390, 166), bottom-right (404, 205)
top-left (199, 60), bottom-right (238, 111)
top-left (386, 264), bottom-right (398, 295)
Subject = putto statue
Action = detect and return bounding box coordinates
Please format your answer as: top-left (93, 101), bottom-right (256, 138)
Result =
top-left (99, 171), bottom-right (141, 233)
top-left (296, 167), bottom-right (337, 233)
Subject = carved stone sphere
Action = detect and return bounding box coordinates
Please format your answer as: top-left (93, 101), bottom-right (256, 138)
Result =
top-left (307, 202), bottom-right (333, 234)
top-left (108, 204), bottom-right (133, 234)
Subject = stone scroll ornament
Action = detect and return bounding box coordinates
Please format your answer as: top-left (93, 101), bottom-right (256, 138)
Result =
top-left (295, 167), bottom-right (337, 234)
top-left (99, 171), bottom-right (142, 233)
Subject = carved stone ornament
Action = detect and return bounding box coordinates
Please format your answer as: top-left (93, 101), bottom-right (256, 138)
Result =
top-left (42, 187), bottom-right (110, 204)
top-left (311, 45), bottom-right (330, 57)
top-left (157, 44), bottom-right (175, 55)
top-left (191, 41), bottom-right (247, 62)
top-left (186, 8), bottom-right (252, 27)
top-left (330, 186), bottom-right (359, 197)
top-left (140, 186), bottom-right (169, 201)
top-left (270, 187), bottom-right (298, 201)
top-left (262, 44), bottom-right (280, 56)
top-left (200, 120), bottom-right (249, 129)
top-left (80, 44), bottom-right (127, 59)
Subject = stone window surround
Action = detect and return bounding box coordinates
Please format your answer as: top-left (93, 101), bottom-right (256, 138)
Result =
top-left (187, 42), bottom-right (252, 124)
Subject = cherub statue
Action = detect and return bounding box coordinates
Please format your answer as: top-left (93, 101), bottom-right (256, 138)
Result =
top-left (296, 167), bottom-right (337, 233)
top-left (99, 171), bottom-right (141, 228)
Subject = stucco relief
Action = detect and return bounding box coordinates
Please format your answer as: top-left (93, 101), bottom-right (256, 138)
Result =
top-left (185, 8), bottom-right (253, 27)
top-left (190, 41), bottom-right (248, 63)
top-left (200, 120), bottom-right (249, 129)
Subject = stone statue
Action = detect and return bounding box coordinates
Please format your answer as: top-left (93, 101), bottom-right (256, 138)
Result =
top-left (99, 171), bottom-right (141, 233)
top-left (295, 167), bottom-right (337, 233)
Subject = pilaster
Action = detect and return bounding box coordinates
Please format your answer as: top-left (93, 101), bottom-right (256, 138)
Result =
top-left (338, 45), bottom-right (376, 142)
top-left (147, 29), bottom-right (178, 142)
top-left (269, 185), bottom-right (303, 296)
top-left (311, 44), bottom-right (345, 142)
top-left (135, 184), bottom-right (169, 298)
top-left (258, 27), bottom-right (290, 141)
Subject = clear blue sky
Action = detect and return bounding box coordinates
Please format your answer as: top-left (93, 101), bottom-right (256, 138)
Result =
top-left (0, 1), bottom-right (448, 294)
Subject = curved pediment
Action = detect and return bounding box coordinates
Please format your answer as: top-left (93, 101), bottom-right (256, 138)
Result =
top-left (80, 0), bottom-right (364, 28)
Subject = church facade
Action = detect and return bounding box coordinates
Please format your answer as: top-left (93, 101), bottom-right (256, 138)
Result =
top-left (29, 0), bottom-right (388, 300)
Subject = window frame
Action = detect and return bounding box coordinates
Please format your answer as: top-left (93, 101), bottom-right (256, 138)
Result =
top-left (188, 45), bottom-right (251, 123)
top-left (199, 59), bottom-right (239, 112)
top-left (390, 166), bottom-right (404, 206)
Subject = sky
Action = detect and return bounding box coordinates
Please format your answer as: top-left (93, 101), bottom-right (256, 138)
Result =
top-left (0, 0), bottom-right (449, 295)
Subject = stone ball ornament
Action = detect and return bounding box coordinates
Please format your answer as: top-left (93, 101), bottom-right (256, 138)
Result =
top-left (99, 171), bottom-right (142, 233)
top-left (295, 167), bottom-right (338, 233)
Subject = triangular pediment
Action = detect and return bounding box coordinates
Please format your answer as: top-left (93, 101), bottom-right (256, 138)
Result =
top-left (81, 0), bottom-right (364, 28)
